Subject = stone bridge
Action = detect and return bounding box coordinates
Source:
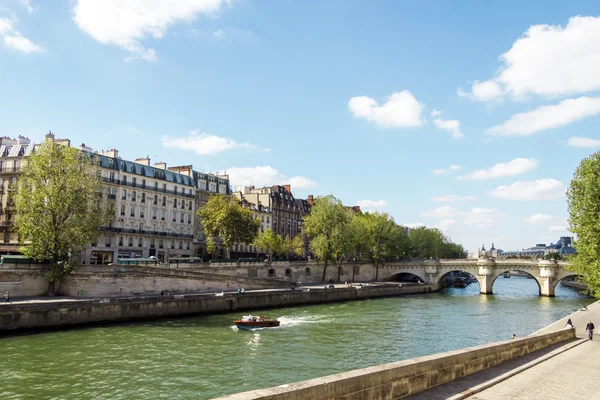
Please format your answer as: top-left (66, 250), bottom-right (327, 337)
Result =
top-left (378, 258), bottom-right (578, 297)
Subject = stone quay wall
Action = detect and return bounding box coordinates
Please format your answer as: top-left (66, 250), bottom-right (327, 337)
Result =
top-left (0, 284), bottom-right (433, 333)
top-left (216, 328), bottom-right (577, 400)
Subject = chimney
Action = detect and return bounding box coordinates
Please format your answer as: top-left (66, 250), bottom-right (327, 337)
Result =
top-left (45, 131), bottom-right (55, 142)
top-left (168, 165), bottom-right (193, 177)
top-left (102, 149), bottom-right (119, 159)
top-left (134, 157), bottom-right (151, 166)
top-left (283, 184), bottom-right (291, 193)
top-left (80, 143), bottom-right (93, 152)
top-left (154, 161), bottom-right (167, 170)
top-left (55, 138), bottom-right (71, 147)
top-left (307, 195), bottom-right (313, 206)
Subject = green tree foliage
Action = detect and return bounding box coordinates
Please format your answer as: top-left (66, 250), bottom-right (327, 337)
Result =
top-left (284, 235), bottom-right (305, 258)
top-left (14, 141), bottom-right (111, 294)
top-left (356, 212), bottom-right (410, 279)
top-left (253, 228), bottom-right (284, 257)
top-left (408, 226), bottom-right (465, 259)
top-left (544, 252), bottom-right (562, 260)
top-left (567, 151), bottom-right (600, 297)
top-left (198, 195), bottom-right (261, 259)
top-left (303, 195), bottom-right (351, 282)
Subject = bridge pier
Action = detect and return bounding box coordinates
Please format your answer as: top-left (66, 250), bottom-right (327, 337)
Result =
top-left (538, 259), bottom-right (557, 297)
top-left (478, 258), bottom-right (495, 295)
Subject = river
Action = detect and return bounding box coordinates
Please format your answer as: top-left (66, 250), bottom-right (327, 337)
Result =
top-left (0, 277), bottom-right (590, 400)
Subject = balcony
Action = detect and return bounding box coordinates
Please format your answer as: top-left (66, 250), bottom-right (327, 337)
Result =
top-left (0, 167), bottom-right (22, 174)
top-left (108, 194), bottom-right (116, 200)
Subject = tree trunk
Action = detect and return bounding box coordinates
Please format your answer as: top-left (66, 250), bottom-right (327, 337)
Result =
top-left (375, 260), bottom-right (379, 281)
top-left (47, 280), bottom-right (57, 297)
top-left (337, 261), bottom-right (342, 282)
top-left (321, 258), bottom-right (328, 282)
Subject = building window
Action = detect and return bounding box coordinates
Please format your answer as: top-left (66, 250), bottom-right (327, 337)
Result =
top-left (219, 185), bottom-right (226, 194)
top-left (128, 237), bottom-right (133, 247)
top-left (132, 191), bottom-right (136, 201)
top-left (154, 182), bottom-right (158, 190)
top-left (173, 199), bottom-right (177, 208)
top-left (178, 241), bottom-right (182, 249)
top-left (138, 238), bottom-right (143, 247)
top-left (141, 193), bottom-right (145, 203)
top-left (121, 189), bottom-right (127, 200)
top-left (198, 181), bottom-right (206, 190)
top-left (109, 172), bottom-right (115, 182)
top-left (105, 236), bottom-right (111, 247)
top-left (188, 214), bottom-right (192, 224)
top-left (186, 241), bottom-right (190, 250)
top-left (174, 186), bottom-right (177, 194)
top-left (118, 237), bottom-right (123, 246)
top-left (161, 210), bottom-right (166, 220)
top-left (188, 201), bottom-right (192, 210)
top-left (152, 209), bottom-right (157, 220)
top-left (122, 175), bottom-right (127, 184)
top-left (142, 179), bottom-right (146, 188)
top-left (159, 239), bottom-right (164, 249)
top-left (209, 183), bottom-right (216, 192)
top-left (180, 214), bottom-right (184, 223)
top-left (130, 206), bottom-right (135, 217)
top-left (120, 204), bottom-right (126, 216)
top-left (132, 177), bottom-right (137, 186)
top-left (181, 200), bottom-right (186, 210)
top-left (140, 209), bottom-right (145, 218)
top-left (139, 222), bottom-right (144, 231)
top-left (154, 195), bottom-right (158, 205)
top-left (173, 212), bottom-right (177, 222)
top-left (170, 240), bottom-right (175, 249)
top-left (162, 196), bottom-right (166, 206)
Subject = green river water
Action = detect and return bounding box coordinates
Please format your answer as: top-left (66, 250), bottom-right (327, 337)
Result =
top-left (0, 278), bottom-right (591, 400)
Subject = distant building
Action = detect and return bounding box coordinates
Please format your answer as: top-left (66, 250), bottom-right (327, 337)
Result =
top-left (497, 237), bottom-right (575, 258)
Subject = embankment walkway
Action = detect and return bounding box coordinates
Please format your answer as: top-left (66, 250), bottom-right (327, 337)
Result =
top-left (405, 300), bottom-right (600, 399)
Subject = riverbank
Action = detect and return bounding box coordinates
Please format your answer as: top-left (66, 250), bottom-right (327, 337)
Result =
top-left (0, 282), bottom-right (433, 333)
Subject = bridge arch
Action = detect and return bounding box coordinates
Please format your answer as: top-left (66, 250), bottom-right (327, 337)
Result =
top-left (436, 270), bottom-right (480, 290)
top-left (490, 270), bottom-right (542, 296)
top-left (388, 272), bottom-right (427, 284)
top-left (554, 273), bottom-right (586, 294)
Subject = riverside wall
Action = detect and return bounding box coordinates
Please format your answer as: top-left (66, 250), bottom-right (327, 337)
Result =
top-left (216, 328), bottom-right (577, 400)
top-left (0, 283), bottom-right (433, 332)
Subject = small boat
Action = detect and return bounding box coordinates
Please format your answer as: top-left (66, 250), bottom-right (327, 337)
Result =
top-left (234, 315), bottom-right (280, 330)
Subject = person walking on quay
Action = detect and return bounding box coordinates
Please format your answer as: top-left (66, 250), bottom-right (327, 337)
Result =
top-left (3, 291), bottom-right (10, 303)
top-left (566, 318), bottom-right (574, 329)
top-left (586, 320), bottom-right (595, 340)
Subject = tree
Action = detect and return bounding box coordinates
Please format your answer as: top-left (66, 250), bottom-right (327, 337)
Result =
top-left (567, 151), bottom-right (600, 297)
top-left (283, 235), bottom-right (305, 258)
top-left (544, 252), bottom-right (562, 260)
top-left (14, 140), bottom-right (111, 295)
top-left (254, 228), bottom-right (284, 258)
top-left (357, 212), bottom-right (410, 280)
top-left (198, 195), bottom-right (261, 259)
top-left (303, 195), bottom-right (351, 282)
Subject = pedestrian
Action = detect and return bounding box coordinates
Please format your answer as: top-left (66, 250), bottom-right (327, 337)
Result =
top-left (511, 334), bottom-right (516, 340)
top-left (566, 318), bottom-right (574, 329)
top-left (586, 320), bottom-right (595, 341)
top-left (3, 291), bottom-right (9, 303)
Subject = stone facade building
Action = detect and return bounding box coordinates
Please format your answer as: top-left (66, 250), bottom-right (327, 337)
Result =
top-left (0, 133), bottom-right (231, 264)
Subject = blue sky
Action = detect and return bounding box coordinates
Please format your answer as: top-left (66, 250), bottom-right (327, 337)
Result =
top-left (2, 0), bottom-right (600, 253)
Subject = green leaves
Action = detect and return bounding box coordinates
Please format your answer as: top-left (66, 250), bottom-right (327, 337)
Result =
top-left (567, 151), bottom-right (600, 297)
top-left (197, 195), bottom-right (261, 257)
top-left (14, 141), bottom-right (112, 282)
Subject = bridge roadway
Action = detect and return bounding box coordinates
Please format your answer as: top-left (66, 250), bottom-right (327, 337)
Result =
top-left (405, 300), bottom-right (600, 400)
top-left (379, 258), bottom-right (576, 297)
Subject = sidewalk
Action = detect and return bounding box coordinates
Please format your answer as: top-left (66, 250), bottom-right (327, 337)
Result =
top-left (405, 299), bottom-right (600, 400)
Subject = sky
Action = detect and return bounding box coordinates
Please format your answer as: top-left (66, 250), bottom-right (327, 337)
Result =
top-left (1, 0), bottom-right (600, 253)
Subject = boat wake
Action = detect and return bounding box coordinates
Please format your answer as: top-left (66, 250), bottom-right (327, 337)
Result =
top-left (277, 315), bottom-right (330, 327)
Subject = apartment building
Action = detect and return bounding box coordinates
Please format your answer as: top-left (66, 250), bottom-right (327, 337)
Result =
top-left (231, 189), bottom-right (273, 258)
top-left (0, 133), bottom-right (232, 264)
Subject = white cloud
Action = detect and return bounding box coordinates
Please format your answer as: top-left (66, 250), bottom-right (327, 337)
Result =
top-left (421, 206), bottom-right (504, 229)
top-left (4, 34), bottom-right (44, 53)
top-left (226, 166), bottom-right (317, 190)
top-left (488, 97), bottom-right (600, 136)
top-left (0, 17), bottom-right (44, 54)
top-left (461, 16), bottom-right (600, 100)
top-left (356, 199), bottom-right (388, 211)
top-left (457, 158), bottom-right (538, 181)
top-left (432, 164), bottom-right (461, 175)
top-left (72, 0), bottom-right (227, 62)
top-left (524, 214), bottom-right (554, 224)
top-left (18, 0), bottom-right (33, 13)
top-left (403, 222), bottom-right (424, 229)
top-left (160, 130), bottom-right (259, 156)
top-left (431, 109), bottom-right (442, 117)
top-left (288, 176), bottom-right (317, 189)
top-left (436, 219), bottom-right (456, 231)
top-left (213, 28), bottom-right (224, 38)
top-left (348, 90), bottom-right (424, 128)
top-left (0, 18), bottom-right (12, 36)
top-left (567, 136), bottom-right (600, 148)
top-left (430, 194), bottom-right (478, 203)
top-left (488, 179), bottom-right (565, 200)
top-left (548, 225), bottom-right (568, 232)
top-left (433, 118), bottom-right (464, 139)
